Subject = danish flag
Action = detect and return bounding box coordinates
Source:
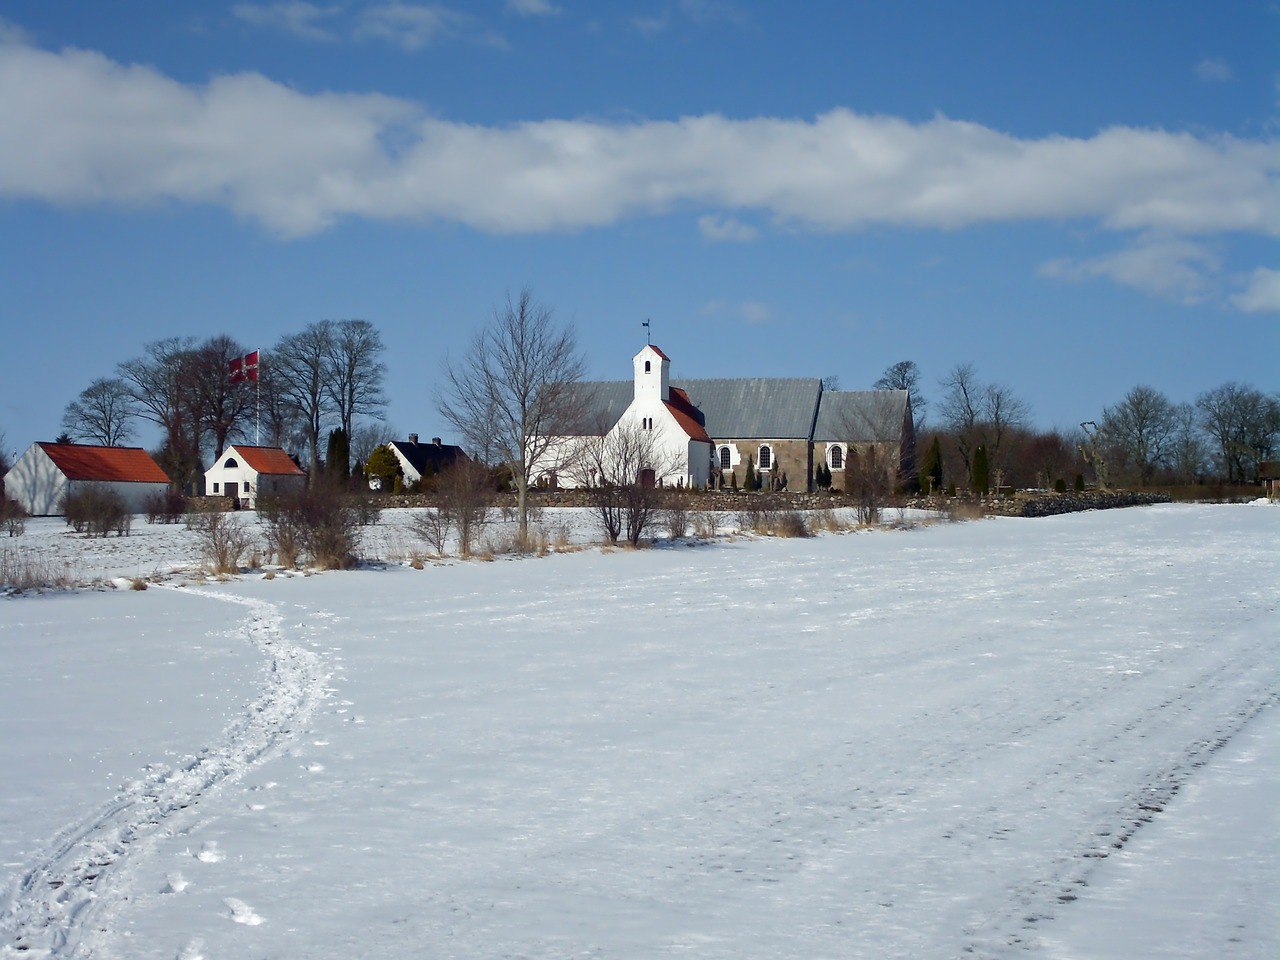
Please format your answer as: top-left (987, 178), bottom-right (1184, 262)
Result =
top-left (229, 350), bottom-right (260, 384)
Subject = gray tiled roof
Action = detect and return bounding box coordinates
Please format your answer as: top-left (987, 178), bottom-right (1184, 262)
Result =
top-left (813, 390), bottom-right (909, 442)
top-left (565, 378), bottom-right (909, 444)
top-left (673, 379), bottom-right (823, 439)
top-left (561, 381), bottom-right (632, 434)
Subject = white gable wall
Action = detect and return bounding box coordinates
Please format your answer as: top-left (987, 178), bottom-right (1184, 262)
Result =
top-left (5, 445), bottom-right (70, 515)
top-left (204, 447), bottom-right (305, 508)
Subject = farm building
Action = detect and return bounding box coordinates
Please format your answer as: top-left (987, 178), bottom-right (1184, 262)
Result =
top-left (4, 442), bottom-right (170, 516)
top-left (204, 445), bottom-right (306, 508)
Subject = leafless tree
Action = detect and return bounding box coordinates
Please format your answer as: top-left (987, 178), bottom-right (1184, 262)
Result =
top-left (874, 360), bottom-right (926, 428)
top-left (118, 337), bottom-right (202, 491)
top-left (190, 335), bottom-right (255, 458)
top-left (1168, 403), bottom-right (1207, 484)
top-left (569, 418), bottom-right (681, 546)
top-left (1195, 382), bottom-right (1280, 483)
top-left (937, 363), bottom-right (1029, 488)
top-left (1097, 385), bottom-right (1178, 486)
top-left (434, 458), bottom-right (495, 557)
top-left (439, 289), bottom-right (587, 547)
top-left (350, 421), bottom-right (398, 473)
top-left (272, 320), bottom-right (337, 478)
top-left (61, 377), bottom-right (136, 446)
top-left (325, 319), bottom-right (387, 445)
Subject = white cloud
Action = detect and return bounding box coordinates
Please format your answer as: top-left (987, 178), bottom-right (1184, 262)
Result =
top-left (1194, 58), bottom-right (1232, 83)
top-left (699, 299), bottom-right (772, 325)
top-left (698, 214), bottom-right (758, 242)
top-left (232, 2), bottom-right (340, 42)
top-left (355, 3), bottom-right (470, 50)
top-left (0, 37), bottom-right (1276, 243)
top-left (1038, 235), bottom-right (1221, 304)
top-left (1230, 267), bottom-right (1280, 313)
top-left (506, 0), bottom-right (563, 16)
top-left (0, 16), bottom-right (30, 45)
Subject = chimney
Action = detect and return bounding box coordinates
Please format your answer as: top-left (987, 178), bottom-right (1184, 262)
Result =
top-left (408, 433), bottom-right (419, 445)
top-left (432, 437), bottom-right (442, 446)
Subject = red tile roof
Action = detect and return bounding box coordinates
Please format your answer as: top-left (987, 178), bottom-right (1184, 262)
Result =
top-left (226, 445), bottom-right (306, 476)
top-left (38, 443), bottom-right (170, 484)
top-left (665, 388), bottom-right (711, 442)
top-left (646, 344), bottom-right (671, 361)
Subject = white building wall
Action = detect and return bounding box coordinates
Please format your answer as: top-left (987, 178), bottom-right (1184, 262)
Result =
top-left (4, 445), bottom-right (69, 515)
top-left (69, 479), bottom-right (168, 514)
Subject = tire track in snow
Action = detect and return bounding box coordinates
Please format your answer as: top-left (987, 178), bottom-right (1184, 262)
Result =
top-left (0, 587), bottom-right (328, 958)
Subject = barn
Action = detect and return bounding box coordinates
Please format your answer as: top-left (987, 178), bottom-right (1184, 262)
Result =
top-left (4, 442), bottom-right (171, 516)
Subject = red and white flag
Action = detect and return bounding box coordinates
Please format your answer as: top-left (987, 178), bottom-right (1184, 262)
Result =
top-left (229, 350), bottom-right (260, 384)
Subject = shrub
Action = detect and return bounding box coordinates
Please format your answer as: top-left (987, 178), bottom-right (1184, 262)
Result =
top-left (663, 492), bottom-right (692, 539)
top-left (143, 490), bottom-right (188, 524)
top-left (692, 507), bottom-right (722, 538)
top-left (1, 498), bottom-right (26, 537)
top-left (62, 485), bottom-right (131, 538)
top-left (409, 507), bottom-right (451, 557)
top-left (259, 486), bottom-right (364, 570)
top-left (189, 510), bottom-right (256, 575)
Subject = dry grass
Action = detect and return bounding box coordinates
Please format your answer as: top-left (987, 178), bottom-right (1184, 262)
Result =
top-left (1, 546), bottom-right (77, 592)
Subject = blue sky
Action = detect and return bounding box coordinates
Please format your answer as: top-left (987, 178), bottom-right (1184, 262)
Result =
top-left (1, 1), bottom-right (1276, 458)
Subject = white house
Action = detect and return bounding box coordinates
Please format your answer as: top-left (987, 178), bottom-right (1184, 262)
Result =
top-left (4, 442), bottom-right (170, 516)
top-left (204, 445), bottom-right (306, 508)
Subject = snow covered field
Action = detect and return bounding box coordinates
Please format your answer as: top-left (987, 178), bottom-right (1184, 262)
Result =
top-left (1, 503), bottom-right (1276, 959)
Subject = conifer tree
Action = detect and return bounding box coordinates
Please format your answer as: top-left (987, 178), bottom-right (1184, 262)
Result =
top-left (973, 444), bottom-right (990, 495)
top-left (744, 455), bottom-right (757, 493)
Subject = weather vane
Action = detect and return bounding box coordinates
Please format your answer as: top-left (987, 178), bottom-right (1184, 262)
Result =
top-left (642, 318), bottom-right (651, 345)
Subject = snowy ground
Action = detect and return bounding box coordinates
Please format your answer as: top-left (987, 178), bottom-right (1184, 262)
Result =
top-left (0, 503), bottom-right (1276, 959)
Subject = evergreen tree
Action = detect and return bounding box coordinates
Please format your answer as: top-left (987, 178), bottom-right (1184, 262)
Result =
top-left (922, 436), bottom-right (944, 494)
top-left (363, 444), bottom-right (400, 492)
top-left (325, 428), bottom-right (350, 484)
top-left (744, 455), bottom-right (757, 493)
top-left (972, 444), bottom-right (990, 495)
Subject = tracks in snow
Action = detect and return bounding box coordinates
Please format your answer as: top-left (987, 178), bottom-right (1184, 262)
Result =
top-left (0, 588), bottom-right (328, 958)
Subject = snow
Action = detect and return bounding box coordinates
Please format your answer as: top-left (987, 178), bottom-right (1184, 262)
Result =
top-left (0, 503), bottom-right (1276, 958)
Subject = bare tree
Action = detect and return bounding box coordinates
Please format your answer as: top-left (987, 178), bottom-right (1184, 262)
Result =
top-left (325, 319), bottom-right (387, 452)
top-left (874, 360), bottom-right (926, 428)
top-left (1168, 403), bottom-right (1207, 484)
top-left (937, 363), bottom-right (1029, 488)
top-left (118, 337), bottom-right (202, 491)
top-left (1097, 385), bottom-right (1178, 486)
top-left (1195, 382), bottom-right (1280, 483)
top-left (190, 335), bottom-right (255, 458)
top-left (272, 320), bottom-right (337, 478)
top-left (439, 289), bottom-right (587, 546)
top-left (350, 421), bottom-right (398, 473)
top-left (435, 458), bottom-right (495, 557)
top-left (569, 418), bottom-right (680, 546)
top-left (61, 377), bottom-right (136, 446)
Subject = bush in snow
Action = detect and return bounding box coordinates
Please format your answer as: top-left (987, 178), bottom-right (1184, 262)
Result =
top-left (259, 486), bottom-right (364, 570)
top-left (62, 485), bottom-right (131, 538)
top-left (188, 510), bottom-right (256, 575)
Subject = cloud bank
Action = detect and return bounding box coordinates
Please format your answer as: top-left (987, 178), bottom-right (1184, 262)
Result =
top-left (1, 35), bottom-right (1276, 249)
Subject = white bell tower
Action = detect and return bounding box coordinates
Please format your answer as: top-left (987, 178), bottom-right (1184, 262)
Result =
top-left (633, 344), bottom-right (670, 403)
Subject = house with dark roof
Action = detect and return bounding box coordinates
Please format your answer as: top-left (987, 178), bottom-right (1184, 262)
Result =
top-left (537, 345), bottom-right (915, 492)
top-left (385, 435), bottom-right (470, 488)
top-left (4, 442), bottom-right (171, 516)
top-left (204, 444), bottom-right (307, 508)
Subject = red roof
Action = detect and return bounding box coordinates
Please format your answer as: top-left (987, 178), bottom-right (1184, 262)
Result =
top-left (665, 388), bottom-right (711, 442)
top-left (646, 344), bottom-right (671, 361)
top-left (38, 443), bottom-right (170, 484)
top-left (226, 445), bottom-right (306, 476)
